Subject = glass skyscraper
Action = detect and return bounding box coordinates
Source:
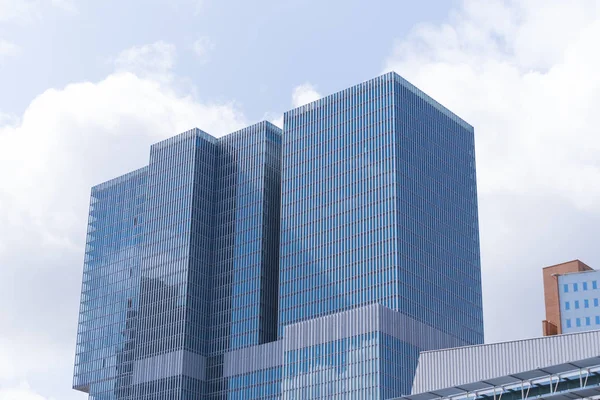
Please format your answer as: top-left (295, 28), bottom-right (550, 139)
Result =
top-left (73, 72), bottom-right (483, 400)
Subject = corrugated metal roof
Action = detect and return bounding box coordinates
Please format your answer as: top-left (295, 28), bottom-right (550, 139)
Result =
top-left (412, 329), bottom-right (600, 393)
top-left (397, 356), bottom-right (600, 400)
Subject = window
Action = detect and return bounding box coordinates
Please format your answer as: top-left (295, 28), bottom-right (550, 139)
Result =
top-left (586, 317), bottom-right (591, 326)
top-left (565, 301), bottom-right (570, 310)
top-left (574, 283), bottom-right (579, 292)
top-left (595, 298), bottom-right (599, 307)
top-left (594, 281), bottom-right (598, 290)
top-left (596, 316), bottom-right (600, 325)
top-left (564, 284), bottom-right (569, 293)
top-left (575, 300), bottom-right (580, 309)
top-left (583, 282), bottom-right (588, 291)
top-left (566, 319), bottom-right (572, 328)
top-left (576, 318), bottom-right (581, 327)
top-left (585, 299), bottom-right (590, 308)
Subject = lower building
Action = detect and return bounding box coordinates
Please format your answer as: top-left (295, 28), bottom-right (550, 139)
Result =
top-left (396, 329), bottom-right (600, 400)
top-left (220, 304), bottom-right (465, 399)
top-left (542, 260), bottom-right (600, 335)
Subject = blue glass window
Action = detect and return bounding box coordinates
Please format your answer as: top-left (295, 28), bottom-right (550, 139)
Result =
top-left (595, 298), bottom-right (599, 307)
top-left (575, 300), bottom-right (580, 309)
top-left (594, 281), bottom-right (598, 290)
top-left (596, 316), bottom-right (600, 325)
top-left (565, 301), bottom-right (570, 310)
top-left (585, 299), bottom-right (590, 308)
top-left (574, 283), bottom-right (579, 292)
top-left (576, 318), bottom-right (581, 327)
top-left (583, 282), bottom-right (588, 291)
top-left (564, 284), bottom-right (569, 293)
top-left (586, 317), bottom-right (591, 326)
top-left (566, 319), bottom-right (572, 328)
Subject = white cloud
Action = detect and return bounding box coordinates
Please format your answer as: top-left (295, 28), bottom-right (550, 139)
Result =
top-left (265, 83), bottom-right (322, 129)
top-left (262, 111), bottom-right (283, 129)
top-left (384, 0), bottom-right (600, 343)
top-left (291, 83), bottom-right (321, 108)
top-left (113, 41), bottom-right (177, 83)
top-left (385, 0), bottom-right (600, 212)
top-left (0, 70), bottom-right (243, 234)
top-left (0, 39), bottom-right (19, 57)
top-left (270, 114), bottom-right (283, 129)
top-left (0, 42), bottom-right (246, 399)
top-left (192, 36), bottom-right (215, 63)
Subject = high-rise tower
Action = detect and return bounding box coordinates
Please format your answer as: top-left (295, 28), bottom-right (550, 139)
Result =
top-left (278, 72), bottom-right (483, 398)
top-left (73, 72), bottom-right (483, 400)
top-left (73, 122), bottom-right (282, 399)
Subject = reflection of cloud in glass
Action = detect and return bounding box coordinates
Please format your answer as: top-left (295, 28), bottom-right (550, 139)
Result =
top-left (73, 167), bottom-right (146, 397)
top-left (282, 333), bottom-right (380, 398)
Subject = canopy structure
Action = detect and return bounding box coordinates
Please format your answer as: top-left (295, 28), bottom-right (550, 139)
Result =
top-left (396, 330), bottom-right (600, 400)
top-left (396, 356), bottom-right (600, 400)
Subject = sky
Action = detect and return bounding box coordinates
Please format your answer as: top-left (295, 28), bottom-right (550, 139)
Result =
top-left (1, 0), bottom-right (600, 399)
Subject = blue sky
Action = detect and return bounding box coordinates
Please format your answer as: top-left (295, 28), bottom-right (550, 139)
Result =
top-left (0, 0), bottom-right (455, 120)
top-left (1, 1), bottom-right (600, 399)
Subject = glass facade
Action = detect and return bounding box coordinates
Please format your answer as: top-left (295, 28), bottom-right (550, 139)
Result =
top-left (205, 123), bottom-right (282, 399)
top-left (132, 130), bottom-right (217, 399)
top-left (74, 72), bottom-right (483, 399)
top-left (74, 122), bottom-right (282, 399)
top-left (279, 73), bottom-right (482, 345)
top-left (226, 367), bottom-right (282, 400)
top-left (209, 124), bottom-right (281, 355)
top-left (282, 332), bottom-right (420, 399)
top-left (283, 332), bottom-right (380, 399)
top-left (73, 167), bottom-right (147, 398)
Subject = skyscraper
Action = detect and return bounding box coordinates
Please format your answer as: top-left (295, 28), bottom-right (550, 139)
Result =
top-left (278, 72), bottom-right (482, 399)
top-left (73, 123), bottom-right (283, 399)
top-left (73, 72), bottom-right (483, 400)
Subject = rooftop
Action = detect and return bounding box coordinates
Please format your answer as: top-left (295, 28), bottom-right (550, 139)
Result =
top-left (407, 329), bottom-right (600, 397)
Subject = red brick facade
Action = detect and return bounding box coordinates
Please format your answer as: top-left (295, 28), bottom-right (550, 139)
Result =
top-left (542, 260), bottom-right (593, 335)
